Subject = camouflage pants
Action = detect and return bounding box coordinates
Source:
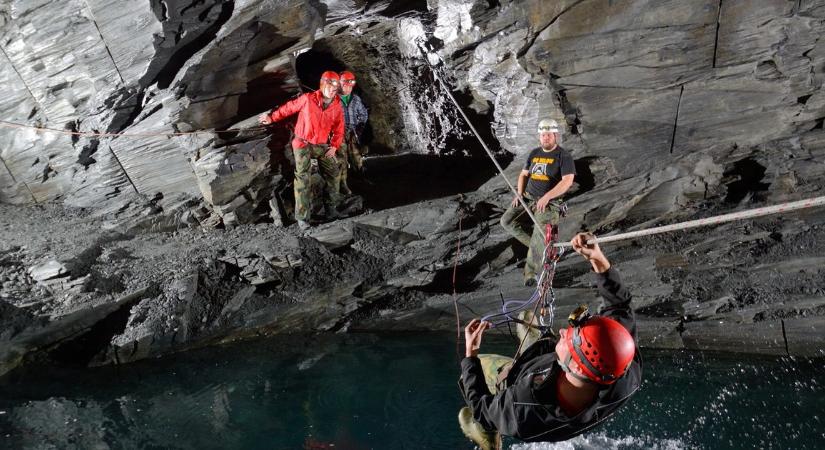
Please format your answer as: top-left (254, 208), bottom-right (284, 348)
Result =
top-left (477, 311), bottom-right (540, 392)
top-left (336, 135), bottom-right (363, 195)
top-left (478, 354), bottom-right (514, 393)
top-left (500, 195), bottom-right (560, 282)
top-left (293, 144), bottom-right (340, 221)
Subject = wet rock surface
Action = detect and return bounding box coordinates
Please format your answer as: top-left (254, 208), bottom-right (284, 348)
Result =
top-left (1, 0), bottom-right (825, 375)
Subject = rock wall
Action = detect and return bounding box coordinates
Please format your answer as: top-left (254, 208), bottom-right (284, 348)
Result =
top-left (1, 1), bottom-right (825, 374)
top-left (2, 1), bottom-right (825, 214)
top-left (0, 0), bottom-right (475, 218)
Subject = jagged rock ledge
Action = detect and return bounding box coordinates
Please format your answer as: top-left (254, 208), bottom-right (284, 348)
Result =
top-left (2, 161), bottom-right (824, 377)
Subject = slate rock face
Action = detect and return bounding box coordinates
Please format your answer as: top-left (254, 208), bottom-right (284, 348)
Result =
top-left (1, 0), bottom-right (825, 375)
top-left (0, 0), bottom-right (323, 210)
top-left (0, 0), bottom-right (472, 211)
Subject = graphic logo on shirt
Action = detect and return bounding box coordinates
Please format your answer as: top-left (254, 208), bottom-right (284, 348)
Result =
top-left (530, 157), bottom-right (555, 181)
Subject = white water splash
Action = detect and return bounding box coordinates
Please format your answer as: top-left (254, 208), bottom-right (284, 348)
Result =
top-left (509, 432), bottom-right (687, 450)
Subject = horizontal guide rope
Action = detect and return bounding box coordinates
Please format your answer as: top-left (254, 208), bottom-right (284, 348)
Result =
top-left (0, 119), bottom-right (267, 138)
top-left (556, 195), bottom-right (825, 248)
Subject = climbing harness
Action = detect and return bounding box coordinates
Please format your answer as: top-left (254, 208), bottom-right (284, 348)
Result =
top-left (537, 224), bottom-right (563, 329)
top-left (480, 223), bottom-right (565, 338)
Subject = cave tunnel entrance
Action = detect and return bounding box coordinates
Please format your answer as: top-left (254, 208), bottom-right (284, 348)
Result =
top-left (295, 48), bottom-right (348, 91)
top-left (292, 43), bottom-right (513, 211)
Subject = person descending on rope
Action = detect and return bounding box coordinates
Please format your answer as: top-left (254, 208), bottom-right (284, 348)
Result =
top-left (337, 70), bottom-right (369, 197)
top-left (457, 232), bottom-right (641, 448)
top-left (501, 118), bottom-right (576, 286)
top-left (259, 71), bottom-right (345, 231)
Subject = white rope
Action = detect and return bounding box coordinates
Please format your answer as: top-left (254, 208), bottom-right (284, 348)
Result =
top-left (555, 195), bottom-right (825, 248)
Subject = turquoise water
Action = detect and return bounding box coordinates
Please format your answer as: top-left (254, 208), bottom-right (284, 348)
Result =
top-left (0, 332), bottom-right (823, 449)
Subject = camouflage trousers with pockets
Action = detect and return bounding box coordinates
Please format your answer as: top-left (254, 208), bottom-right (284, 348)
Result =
top-left (499, 194), bottom-right (561, 283)
top-left (293, 144), bottom-right (340, 221)
top-left (336, 133), bottom-right (364, 195)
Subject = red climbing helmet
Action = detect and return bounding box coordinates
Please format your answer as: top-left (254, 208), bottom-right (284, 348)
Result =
top-left (320, 71), bottom-right (340, 86)
top-left (565, 315), bottom-right (635, 385)
top-left (340, 71), bottom-right (356, 84)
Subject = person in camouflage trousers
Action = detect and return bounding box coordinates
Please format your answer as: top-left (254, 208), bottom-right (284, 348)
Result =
top-left (259, 71), bottom-right (346, 230)
top-left (500, 119), bottom-right (576, 286)
top-left (337, 71), bottom-right (369, 196)
top-left (292, 144), bottom-right (342, 223)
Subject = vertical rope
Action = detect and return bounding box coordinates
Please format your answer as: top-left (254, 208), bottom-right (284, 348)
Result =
top-left (453, 214), bottom-right (463, 363)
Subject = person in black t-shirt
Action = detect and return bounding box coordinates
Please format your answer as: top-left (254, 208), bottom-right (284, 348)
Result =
top-left (500, 118), bottom-right (576, 286)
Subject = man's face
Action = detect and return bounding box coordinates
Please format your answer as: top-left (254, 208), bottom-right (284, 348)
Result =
top-left (340, 79), bottom-right (355, 95)
top-left (539, 131), bottom-right (558, 150)
top-left (556, 327), bottom-right (584, 377)
top-left (321, 80), bottom-right (339, 100)
top-left (555, 327), bottom-right (570, 360)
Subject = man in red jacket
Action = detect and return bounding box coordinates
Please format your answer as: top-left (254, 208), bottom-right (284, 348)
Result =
top-left (259, 71), bottom-right (345, 230)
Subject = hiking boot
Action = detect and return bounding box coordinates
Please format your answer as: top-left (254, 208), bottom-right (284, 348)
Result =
top-left (524, 277), bottom-right (536, 287)
top-left (458, 407), bottom-right (501, 450)
top-left (297, 220), bottom-right (311, 231)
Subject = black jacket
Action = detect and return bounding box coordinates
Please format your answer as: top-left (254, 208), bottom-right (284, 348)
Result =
top-left (459, 267), bottom-right (642, 442)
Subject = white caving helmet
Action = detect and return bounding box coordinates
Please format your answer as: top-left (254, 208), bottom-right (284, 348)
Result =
top-left (537, 118), bottom-right (563, 134)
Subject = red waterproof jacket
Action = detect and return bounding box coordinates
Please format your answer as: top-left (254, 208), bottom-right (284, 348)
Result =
top-left (268, 90), bottom-right (345, 150)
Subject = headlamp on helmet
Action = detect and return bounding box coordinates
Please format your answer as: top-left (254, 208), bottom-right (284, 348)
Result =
top-left (538, 118), bottom-right (562, 134)
top-left (320, 70), bottom-right (340, 87)
top-left (340, 71), bottom-right (356, 85)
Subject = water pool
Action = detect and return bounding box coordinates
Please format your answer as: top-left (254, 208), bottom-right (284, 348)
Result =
top-left (1, 332), bottom-right (822, 449)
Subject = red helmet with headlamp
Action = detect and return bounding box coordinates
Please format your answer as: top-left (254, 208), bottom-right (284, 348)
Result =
top-left (320, 71), bottom-right (340, 87)
top-left (562, 306), bottom-right (635, 385)
top-left (340, 71), bottom-right (356, 84)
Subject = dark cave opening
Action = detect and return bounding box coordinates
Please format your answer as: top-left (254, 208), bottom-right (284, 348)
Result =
top-left (294, 48), bottom-right (349, 92)
top-left (567, 157), bottom-right (597, 200)
top-left (370, 0), bottom-right (429, 18)
top-left (723, 157), bottom-right (770, 204)
top-left (291, 44), bottom-right (512, 212)
top-left (293, 47), bottom-right (384, 150)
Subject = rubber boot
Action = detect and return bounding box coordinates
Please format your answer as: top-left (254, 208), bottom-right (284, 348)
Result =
top-left (458, 407), bottom-right (501, 450)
